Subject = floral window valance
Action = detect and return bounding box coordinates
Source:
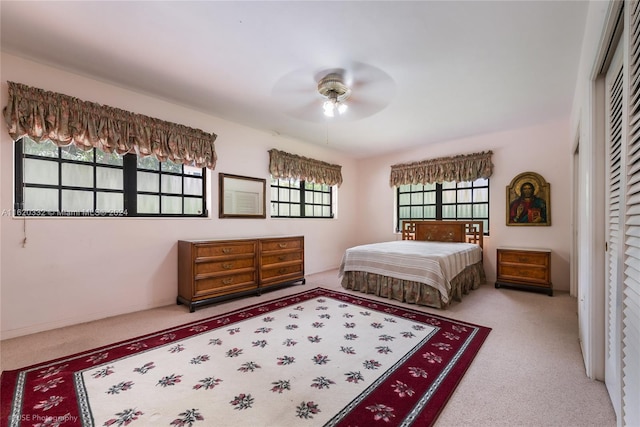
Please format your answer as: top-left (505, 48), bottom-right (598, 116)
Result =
top-left (3, 81), bottom-right (218, 169)
top-left (268, 148), bottom-right (343, 187)
top-left (389, 150), bottom-right (493, 186)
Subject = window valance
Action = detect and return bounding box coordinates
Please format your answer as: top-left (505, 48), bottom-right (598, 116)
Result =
top-left (389, 150), bottom-right (493, 186)
top-left (2, 81), bottom-right (218, 169)
top-left (268, 148), bottom-right (343, 187)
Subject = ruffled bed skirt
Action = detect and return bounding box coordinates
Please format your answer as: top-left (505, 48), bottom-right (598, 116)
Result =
top-left (340, 261), bottom-right (486, 309)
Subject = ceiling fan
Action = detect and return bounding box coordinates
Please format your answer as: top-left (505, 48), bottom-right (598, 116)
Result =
top-left (272, 62), bottom-right (396, 123)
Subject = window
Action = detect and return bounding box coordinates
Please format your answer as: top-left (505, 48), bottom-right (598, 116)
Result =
top-left (396, 178), bottom-right (489, 233)
top-left (14, 137), bottom-right (207, 217)
top-left (270, 177), bottom-right (334, 218)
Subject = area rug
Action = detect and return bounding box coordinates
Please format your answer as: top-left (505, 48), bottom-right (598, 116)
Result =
top-left (1, 288), bottom-right (490, 427)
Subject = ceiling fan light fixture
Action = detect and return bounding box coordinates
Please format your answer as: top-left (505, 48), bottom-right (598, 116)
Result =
top-left (318, 72), bottom-right (351, 117)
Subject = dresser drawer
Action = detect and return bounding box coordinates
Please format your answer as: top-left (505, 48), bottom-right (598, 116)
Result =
top-left (195, 241), bottom-right (257, 258)
top-left (498, 250), bottom-right (548, 266)
top-left (195, 255), bottom-right (255, 276)
top-left (194, 272), bottom-right (258, 297)
top-left (261, 251), bottom-right (303, 266)
top-left (261, 263), bottom-right (304, 282)
top-left (260, 237), bottom-right (303, 252)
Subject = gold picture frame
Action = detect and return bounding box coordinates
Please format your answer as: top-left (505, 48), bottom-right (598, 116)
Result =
top-left (506, 171), bottom-right (550, 226)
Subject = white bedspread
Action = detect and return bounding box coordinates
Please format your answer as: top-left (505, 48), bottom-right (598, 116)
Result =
top-left (338, 240), bottom-right (482, 304)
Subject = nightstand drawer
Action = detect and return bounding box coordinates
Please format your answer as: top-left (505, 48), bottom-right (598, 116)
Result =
top-left (498, 264), bottom-right (548, 284)
top-left (498, 251), bottom-right (548, 266)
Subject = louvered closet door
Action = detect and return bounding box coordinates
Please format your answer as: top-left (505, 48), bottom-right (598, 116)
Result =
top-left (623, 2), bottom-right (640, 424)
top-left (605, 35), bottom-right (624, 419)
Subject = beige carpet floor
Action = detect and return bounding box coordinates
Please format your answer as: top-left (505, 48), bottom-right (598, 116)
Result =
top-left (1, 270), bottom-right (616, 427)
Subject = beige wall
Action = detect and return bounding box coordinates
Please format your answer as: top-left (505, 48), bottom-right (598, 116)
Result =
top-left (355, 119), bottom-right (572, 289)
top-left (0, 53), bottom-right (359, 339)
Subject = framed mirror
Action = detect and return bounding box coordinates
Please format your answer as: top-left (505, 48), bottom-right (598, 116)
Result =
top-left (219, 173), bottom-right (266, 218)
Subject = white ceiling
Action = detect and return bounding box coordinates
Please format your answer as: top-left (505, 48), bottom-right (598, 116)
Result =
top-left (0, 1), bottom-right (589, 159)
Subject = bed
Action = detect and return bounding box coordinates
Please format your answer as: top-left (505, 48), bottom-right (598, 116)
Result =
top-left (339, 220), bottom-right (486, 309)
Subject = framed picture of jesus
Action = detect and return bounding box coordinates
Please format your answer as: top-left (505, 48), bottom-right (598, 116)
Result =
top-left (506, 171), bottom-right (550, 226)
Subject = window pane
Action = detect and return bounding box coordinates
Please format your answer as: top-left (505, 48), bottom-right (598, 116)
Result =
top-left (161, 196), bottom-right (182, 214)
top-left (314, 192), bottom-right (322, 204)
top-left (399, 193), bottom-right (410, 205)
top-left (442, 190), bottom-right (456, 203)
top-left (184, 177), bottom-right (202, 196)
top-left (96, 150), bottom-right (123, 166)
top-left (279, 188), bottom-right (290, 202)
top-left (442, 205), bottom-right (456, 218)
top-left (410, 206), bottom-right (422, 218)
top-left (161, 175), bottom-right (182, 194)
top-left (280, 204), bottom-right (290, 216)
top-left (424, 206), bottom-right (436, 217)
top-left (137, 156), bottom-right (159, 171)
top-left (61, 145), bottom-right (93, 162)
top-left (62, 163), bottom-right (93, 188)
top-left (290, 204), bottom-right (301, 216)
top-left (457, 181), bottom-right (472, 188)
top-left (62, 189), bottom-right (93, 211)
top-left (424, 191), bottom-right (436, 204)
top-left (410, 184), bottom-right (423, 191)
top-left (442, 181), bottom-right (456, 189)
top-left (161, 161), bottom-right (182, 173)
top-left (138, 172), bottom-right (159, 192)
top-left (474, 178), bottom-right (488, 186)
top-left (424, 182), bottom-right (436, 191)
top-left (24, 188), bottom-right (58, 211)
top-left (410, 192), bottom-right (423, 204)
top-left (322, 206), bottom-right (330, 217)
top-left (399, 184), bottom-right (411, 192)
top-left (138, 194), bottom-right (160, 213)
top-left (96, 167), bottom-right (123, 190)
top-left (473, 188), bottom-right (488, 202)
top-left (305, 205), bottom-right (313, 216)
top-left (184, 164), bottom-right (203, 177)
top-left (23, 138), bottom-right (58, 158)
top-left (184, 198), bottom-right (203, 215)
top-left (24, 159), bottom-right (58, 185)
top-left (97, 192), bottom-right (124, 212)
top-left (458, 189), bottom-right (472, 203)
top-left (314, 205), bottom-right (322, 216)
top-left (305, 192), bottom-right (313, 203)
top-left (474, 204), bottom-right (489, 217)
top-left (271, 187), bottom-right (279, 200)
top-left (323, 193), bottom-right (330, 204)
top-left (458, 204), bottom-right (472, 217)
top-left (399, 206), bottom-right (410, 218)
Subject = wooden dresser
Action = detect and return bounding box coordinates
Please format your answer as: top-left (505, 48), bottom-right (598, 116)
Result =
top-left (495, 247), bottom-right (552, 296)
top-left (178, 236), bottom-right (305, 311)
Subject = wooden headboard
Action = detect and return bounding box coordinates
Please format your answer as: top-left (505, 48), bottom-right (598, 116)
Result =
top-left (401, 220), bottom-right (484, 249)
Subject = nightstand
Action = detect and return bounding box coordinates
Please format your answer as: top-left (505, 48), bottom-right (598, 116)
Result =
top-left (495, 247), bottom-right (552, 296)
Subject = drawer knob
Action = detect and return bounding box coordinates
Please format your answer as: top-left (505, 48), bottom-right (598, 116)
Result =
top-left (278, 268), bottom-right (288, 274)
top-left (222, 263), bottom-right (233, 269)
top-left (278, 255), bottom-right (287, 261)
top-left (222, 278), bottom-right (234, 285)
top-left (278, 243), bottom-right (288, 248)
top-left (222, 248), bottom-right (232, 254)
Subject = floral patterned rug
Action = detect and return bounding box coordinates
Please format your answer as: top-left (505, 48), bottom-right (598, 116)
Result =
top-left (1, 288), bottom-right (490, 427)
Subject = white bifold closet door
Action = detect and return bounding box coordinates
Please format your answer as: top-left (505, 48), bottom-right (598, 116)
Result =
top-left (621, 2), bottom-right (640, 424)
top-left (604, 33), bottom-right (624, 421)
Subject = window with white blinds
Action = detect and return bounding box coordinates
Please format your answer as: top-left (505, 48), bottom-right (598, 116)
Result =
top-left (623, 2), bottom-right (640, 424)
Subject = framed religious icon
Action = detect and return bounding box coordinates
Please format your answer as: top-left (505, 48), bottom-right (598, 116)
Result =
top-left (506, 171), bottom-right (550, 226)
